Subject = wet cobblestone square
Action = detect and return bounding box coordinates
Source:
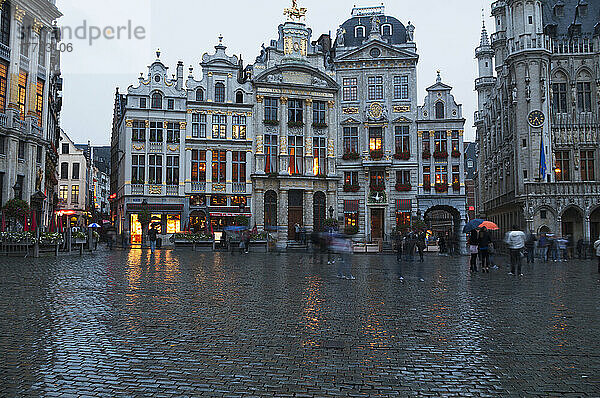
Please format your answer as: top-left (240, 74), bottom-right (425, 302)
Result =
top-left (1, 249), bottom-right (599, 396)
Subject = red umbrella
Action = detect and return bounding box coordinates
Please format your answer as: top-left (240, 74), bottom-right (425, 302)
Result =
top-left (478, 221), bottom-right (499, 230)
top-left (30, 212), bottom-right (37, 232)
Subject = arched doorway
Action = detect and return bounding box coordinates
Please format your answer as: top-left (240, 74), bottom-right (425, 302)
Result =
top-left (264, 191), bottom-right (277, 228)
top-left (288, 190), bottom-right (304, 239)
top-left (561, 206), bottom-right (583, 241)
top-left (313, 191), bottom-right (326, 232)
top-left (424, 205), bottom-right (460, 235)
top-left (538, 225), bottom-right (551, 235)
top-left (189, 210), bottom-right (206, 233)
top-left (590, 207), bottom-right (600, 241)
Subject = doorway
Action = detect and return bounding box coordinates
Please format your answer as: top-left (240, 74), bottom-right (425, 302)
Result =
top-left (371, 208), bottom-right (384, 240)
top-left (288, 190), bottom-right (304, 240)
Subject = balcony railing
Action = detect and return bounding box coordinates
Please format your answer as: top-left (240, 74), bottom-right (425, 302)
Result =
top-left (526, 182), bottom-right (600, 197)
top-left (166, 185), bottom-right (178, 196)
top-left (191, 182), bottom-right (206, 192)
top-left (507, 34), bottom-right (552, 56)
top-left (20, 55), bottom-right (29, 71)
top-left (475, 76), bottom-right (496, 90)
top-left (490, 31), bottom-right (506, 45)
top-left (232, 182), bottom-right (246, 193)
top-left (149, 142), bottom-right (163, 152)
top-left (38, 65), bottom-right (47, 80)
top-left (131, 184), bottom-right (144, 195)
top-left (491, 0), bottom-right (506, 14)
top-left (0, 43), bottom-right (10, 61)
top-left (0, 113), bottom-right (7, 127)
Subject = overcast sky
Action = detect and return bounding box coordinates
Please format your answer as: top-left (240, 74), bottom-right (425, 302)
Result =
top-left (55, 0), bottom-right (494, 145)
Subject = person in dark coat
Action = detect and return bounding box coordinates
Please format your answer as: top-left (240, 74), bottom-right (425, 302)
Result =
top-left (478, 227), bottom-right (492, 273)
top-left (468, 229), bottom-right (479, 272)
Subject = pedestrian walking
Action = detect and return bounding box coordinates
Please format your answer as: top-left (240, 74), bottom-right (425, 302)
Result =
top-left (557, 236), bottom-right (568, 262)
top-left (468, 228), bottom-right (479, 272)
top-left (594, 236), bottom-right (600, 274)
top-left (106, 227), bottom-right (116, 250)
top-left (438, 235), bottom-right (447, 255)
top-left (148, 226), bottom-right (158, 253)
top-left (505, 225), bottom-right (526, 276)
top-left (333, 236), bottom-right (354, 280)
top-left (538, 233), bottom-right (549, 262)
top-left (416, 231), bottom-right (426, 263)
top-left (525, 232), bottom-right (537, 264)
top-left (478, 227), bottom-right (492, 272)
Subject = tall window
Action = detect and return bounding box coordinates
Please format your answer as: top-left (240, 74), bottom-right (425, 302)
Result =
top-left (555, 151), bottom-right (570, 181)
top-left (370, 170), bottom-right (384, 187)
top-left (435, 101), bottom-right (445, 119)
top-left (288, 99), bottom-right (303, 124)
top-left (265, 191), bottom-right (278, 227)
top-left (553, 83), bottom-right (567, 113)
top-left (369, 127), bottom-right (382, 151)
top-left (344, 171), bottom-right (358, 186)
top-left (139, 98), bottom-right (147, 109)
top-left (167, 99), bottom-right (174, 110)
top-left (71, 185), bottom-right (79, 204)
top-left (288, 135), bottom-right (303, 175)
top-left (580, 150), bottom-right (594, 181)
top-left (212, 150), bottom-right (226, 182)
top-left (343, 126), bottom-right (359, 154)
top-left (434, 131), bottom-right (447, 152)
top-left (394, 125), bottom-right (410, 154)
top-left (232, 115), bottom-right (246, 139)
top-left (215, 82), bottom-right (225, 103)
top-left (236, 91), bottom-right (244, 104)
top-left (166, 155), bottom-right (179, 185)
top-left (393, 76), bottom-right (409, 100)
top-left (367, 76), bottom-right (383, 100)
top-left (191, 113), bottom-right (206, 138)
top-left (36, 145), bottom-right (42, 163)
top-left (196, 88), bottom-right (204, 102)
top-left (343, 78), bottom-right (358, 101)
top-left (20, 17), bottom-right (30, 56)
top-left (60, 162), bottom-right (69, 179)
top-left (313, 101), bottom-right (326, 125)
top-left (265, 134), bottom-right (278, 173)
top-left (0, 1), bottom-right (10, 46)
top-left (151, 92), bottom-right (163, 109)
top-left (382, 24), bottom-right (392, 36)
top-left (423, 166), bottom-right (431, 187)
top-left (149, 121), bottom-right (163, 142)
top-left (313, 137), bottom-right (326, 175)
top-left (59, 185), bottom-right (68, 201)
top-left (232, 151), bottom-right (246, 183)
top-left (18, 72), bottom-right (27, 120)
top-left (132, 154), bottom-right (145, 184)
top-left (32, 79), bottom-right (43, 126)
top-left (396, 170), bottom-right (410, 185)
top-left (452, 165), bottom-right (460, 187)
top-left (265, 97), bottom-right (278, 121)
top-left (72, 163), bottom-right (80, 180)
top-left (577, 82), bottom-right (592, 112)
top-left (355, 26), bottom-right (365, 38)
top-left (18, 141), bottom-right (25, 160)
top-left (0, 135), bottom-right (4, 155)
top-left (423, 132), bottom-right (431, 154)
top-left (212, 114), bottom-right (226, 139)
top-left (0, 61), bottom-right (7, 111)
top-left (191, 150), bottom-right (206, 182)
top-left (148, 154), bottom-right (163, 184)
top-left (451, 131), bottom-right (460, 152)
top-left (435, 165), bottom-right (448, 185)
top-left (166, 122), bottom-right (180, 143)
top-left (132, 120), bottom-right (146, 141)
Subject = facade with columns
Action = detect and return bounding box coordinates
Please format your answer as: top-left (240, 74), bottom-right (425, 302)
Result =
top-left (476, 0), bottom-right (600, 242)
top-left (0, 0), bottom-right (62, 227)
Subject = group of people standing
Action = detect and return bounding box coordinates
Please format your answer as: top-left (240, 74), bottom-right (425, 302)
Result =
top-left (467, 226), bottom-right (494, 273)
top-left (394, 230), bottom-right (427, 263)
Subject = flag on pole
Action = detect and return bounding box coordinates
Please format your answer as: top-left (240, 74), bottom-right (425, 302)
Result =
top-left (539, 134), bottom-right (546, 179)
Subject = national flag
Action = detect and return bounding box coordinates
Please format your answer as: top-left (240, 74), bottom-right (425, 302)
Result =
top-left (539, 135), bottom-right (546, 179)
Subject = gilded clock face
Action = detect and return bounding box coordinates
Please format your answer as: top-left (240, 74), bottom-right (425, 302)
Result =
top-left (528, 110), bottom-right (545, 128)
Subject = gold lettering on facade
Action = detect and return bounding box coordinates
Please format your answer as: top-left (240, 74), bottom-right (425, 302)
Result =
top-left (343, 107), bottom-right (359, 114)
top-left (393, 105), bottom-right (410, 113)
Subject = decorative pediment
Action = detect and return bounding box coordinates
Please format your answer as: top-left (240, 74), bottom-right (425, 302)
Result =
top-left (341, 117), bottom-right (361, 125)
top-left (392, 116), bottom-right (412, 124)
top-left (255, 64), bottom-right (338, 89)
top-left (336, 40), bottom-right (418, 62)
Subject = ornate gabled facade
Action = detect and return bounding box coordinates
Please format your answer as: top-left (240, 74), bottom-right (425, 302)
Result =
top-left (476, 0), bottom-right (600, 242)
top-left (333, 5), bottom-right (419, 242)
top-left (249, 9), bottom-right (339, 239)
top-left (111, 51), bottom-right (187, 244)
top-left (184, 38), bottom-right (254, 233)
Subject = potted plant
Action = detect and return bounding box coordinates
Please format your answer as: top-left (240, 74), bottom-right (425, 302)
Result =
top-left (370, 149), bottom-right (384, 160)
top-left (433, 150), bottom-right (449, 160)
top-left (344, 225), bottom-right (358, 235)
top-left (324, 218), bottom-right (338, 230)
top-left (394, 151), bottom-right (410, 160)
top-left (451, 149), bottom-right (461, 158)
top-left (452, 181), bottom-right (461, 191)
top-left (434, 183), bottom-right (448, 193)
top-left (287, 120), bottom-right (304, 128)
top-left (342, 151), bottom-right (360, 160)
top-left (343, 183), bottom-right (360, 192)
top-left (264, 119), bottom-right (279, 126)
top-left (422, 150), bottom-right (431, 159)
top-left (395, 183), bottom-right (412, 192)
top-left (312, 122), bottom-right (328, 129)
top-left (370, 184), bottom-right (385, 192)
top-left (234, 215), bottom-right (250, 226)
top-left (72, 231), bottom-right (86, 244)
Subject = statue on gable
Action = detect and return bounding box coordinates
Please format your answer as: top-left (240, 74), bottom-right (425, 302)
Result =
top-left (255, 43), bottom-right (267, 64)
top-left (371, 16), bottom-right (381, 34)
top-left (336, 26), bottom-right (346, 47)
top-left (406, 21), bottom-right (415, 42)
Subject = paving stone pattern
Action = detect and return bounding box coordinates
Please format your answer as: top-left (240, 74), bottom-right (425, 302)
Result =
top-left (0, 249), bottom-right (599, 397)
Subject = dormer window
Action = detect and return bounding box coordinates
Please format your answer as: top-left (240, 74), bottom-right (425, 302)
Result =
top-left (151, 92), bottom-right (163, 109)
top-left (577, 4), bottom-right (587, 17)
top-left (215, 82), bottom-right (225, 103)
top-left (196, 88), bottom-right (204, 102)
top-left (381, 24), bottom-right (392, 36)
top-left (236, 90), bottom-right (244, 104)
top-left (435, 101), bottom-right (445, 119)
top-left (355, 26), bottom-right (365, 38)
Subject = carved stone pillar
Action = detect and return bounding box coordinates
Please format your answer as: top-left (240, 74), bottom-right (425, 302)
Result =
top-left (279, 188), bottom-right (289, 240)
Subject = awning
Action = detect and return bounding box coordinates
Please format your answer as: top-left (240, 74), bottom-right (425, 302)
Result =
top-left (344, 200), bottom-right (359, 213)
top-left (396, 199), bottom-right (411, 211)
top-left (210, 213), bottom-right (251, 218)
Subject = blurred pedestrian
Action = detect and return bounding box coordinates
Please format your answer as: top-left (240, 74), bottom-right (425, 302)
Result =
top-left (525, 232), bottom-right (537, 264)
top-left (505, 225), bottom-right (526, 276)
top-left (333, 236), bottom-right (354, 280)
top-left (538, 233), bottom-right (549, 262)
top-left (468, 228), bottom-right (479, 272)
top-left (106, 227), bottom-right (116, 250)
top-left (416, 231), bottom-right (426, 263)
top-left (438, 235), bottom-right (447, 255)
top-left (557, 236), bottom-right (568, 262)
top-left (478, 226), bottom-right (492, 273)
top-left (594, 236), bottom-right (600, 273)
top-left (148, 226), bottom-right (158, 253)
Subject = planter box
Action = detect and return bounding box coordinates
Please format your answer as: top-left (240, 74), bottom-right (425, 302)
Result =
top-left (353, 243), bottom-right (367, 253)
top-left (249, 240), bottom-right (268, 253)
top-left (366, 243), bottom-right (380, 253)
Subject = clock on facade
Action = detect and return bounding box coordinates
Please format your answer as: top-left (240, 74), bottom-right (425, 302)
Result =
top-left (528, 110), bottom-right (545, 128)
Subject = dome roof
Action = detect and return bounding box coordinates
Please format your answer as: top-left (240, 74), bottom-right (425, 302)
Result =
top-left (337, 15), bottom-right (407, 48)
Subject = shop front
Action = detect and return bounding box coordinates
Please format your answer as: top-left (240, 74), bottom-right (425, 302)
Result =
top-left (126, 203), bottom-right (183, 245)
top-left (188, 194), bottom-right (251, 239)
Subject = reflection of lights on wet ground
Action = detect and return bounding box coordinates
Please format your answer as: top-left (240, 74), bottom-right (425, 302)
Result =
top-left (301, 276), bottom-right (324, 348)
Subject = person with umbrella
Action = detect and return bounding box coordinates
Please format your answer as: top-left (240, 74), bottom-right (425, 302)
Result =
top-left (148, 225), bottom-right (158, 253)
top-left (478, 226), bottom-right (492, 273)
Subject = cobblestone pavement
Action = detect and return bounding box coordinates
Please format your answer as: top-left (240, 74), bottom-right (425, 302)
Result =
top-left (1, 249), bottom-right (599, 397)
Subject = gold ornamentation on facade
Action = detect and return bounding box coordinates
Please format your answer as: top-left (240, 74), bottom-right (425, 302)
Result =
top-left (305, 137), bottom-right (312, 156)
top-left (167, 145), bottom-right (179, 152)
top-left (212, 183), bottom-right (226, 192)
top-left (369, 102), bottom-right (384, 119)
top-left (280, 96), bottom-right (288, 104)
top-left (133, 144), bottom-right (144, 151)
top-left (327, 139), bottom-right (335, 158)
top-left (32, 19), bottom-right (43, 34)
top-left (163, 121), bottom-right (168, 128)
top-left (256, 95), bottom-right (264, 103)
top-left (304, 98), bottom-right (313, 105)
top-left (256, 135), bottom-right (264, 154)
top-left (284, 0), bottom-right (307, 21)
top-left (125, 120), bottom-right (133, 127)
top-left (300, 39), bottom-right (307, 56)
top-left (284, 37), bottom-right (293, 55)
top-left (148, 185), bottom-right (162, 195)
top-left (343, 107), bottom-right (359, 114)
top-left (393, 105), bottom-right (410, 113)
top-left (14, 5), bottom-right (25, 22)
top-left (227, 73), bottom-right (232, 78)
top-left (145, 120), bottom-right (150, 128)
top-left (207, 72), bottom-right (213, 77)
top-left (327, 100), bottom-right (335, 109)
top-left (179, 121), bottom-right (187, 129)
top-left (280, 136), bottom-right (288, 154)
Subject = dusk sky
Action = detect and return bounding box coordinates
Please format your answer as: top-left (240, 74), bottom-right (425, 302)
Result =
top-left (55, 0), bottom-right (494, 145)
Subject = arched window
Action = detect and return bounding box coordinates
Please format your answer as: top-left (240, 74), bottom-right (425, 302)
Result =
top-left (195, 88), bottom-right (204, 102)
top-left (215, 82), bottom-right (225, 103)
top-left (355, 26), bottom-right (365, 38)
top-left (313, 191), bottom-right (326, 232)
top-left (151, 92), bottom-right (163, 109)
top-left (435, 101), bottom-right (445, 119)
top-left (552, 71), bottom-right (568, 114)
top-left (576, 70), bottom-right (592, 113)
top-left (381, 24), bottom-right (392, 36)
top-left (236, 90), bottom-right (244, 104)
top-left (265, 190), bottom-right (278, 227)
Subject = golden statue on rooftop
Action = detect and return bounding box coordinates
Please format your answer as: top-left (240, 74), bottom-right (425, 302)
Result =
top-left (284, 0), bottom-right (307, 21)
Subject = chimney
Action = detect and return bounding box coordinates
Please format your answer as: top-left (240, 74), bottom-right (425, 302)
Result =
top-left (176, 61), bottom-right (184, 90)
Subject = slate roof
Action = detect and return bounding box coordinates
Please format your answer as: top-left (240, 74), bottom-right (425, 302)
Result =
top-left (337, 15), bottom-right (407, 47)
top-left (543, 0), bottom-right (600, 37)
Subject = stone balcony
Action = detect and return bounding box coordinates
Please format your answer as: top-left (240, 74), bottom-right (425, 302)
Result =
top-left (475, 77), bottom-right (496, 90)
top-left (525, 181), bottom-right (600, 197)
top-left (491, 0), bottom-right (506, 14)
top-left (507, 34), bottom-right (552, 56)
top-left (490, 31), bottom-right (506, 46)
